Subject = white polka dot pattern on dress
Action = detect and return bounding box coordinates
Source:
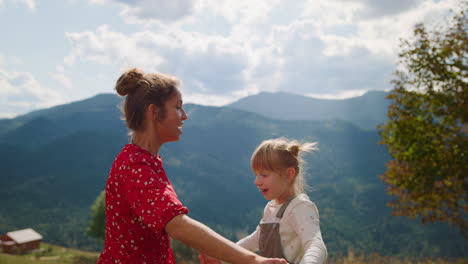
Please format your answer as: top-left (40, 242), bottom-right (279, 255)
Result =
top-left (97, 144), bottom-right (188, 264)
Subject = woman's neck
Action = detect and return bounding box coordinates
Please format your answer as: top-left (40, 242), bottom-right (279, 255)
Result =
top-left (132, 132), bottom-right (162, 156)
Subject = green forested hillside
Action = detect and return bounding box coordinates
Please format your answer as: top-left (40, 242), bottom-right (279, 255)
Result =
top-left (0, 93), bottom-right (466, 258)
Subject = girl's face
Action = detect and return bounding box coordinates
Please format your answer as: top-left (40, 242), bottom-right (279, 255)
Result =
top-left (154, 91), bottom-right (188, 143)
top-left (254, 169), bottom-right (295, 204)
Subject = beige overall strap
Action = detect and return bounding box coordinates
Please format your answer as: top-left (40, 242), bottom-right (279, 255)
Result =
top-left (276, 195), bottom-right (297, 219)
top-left (259, 195), bottom-right (298, 259)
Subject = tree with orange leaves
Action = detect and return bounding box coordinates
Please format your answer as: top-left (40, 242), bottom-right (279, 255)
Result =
top-left (379, 2), bottom-right (467, 238)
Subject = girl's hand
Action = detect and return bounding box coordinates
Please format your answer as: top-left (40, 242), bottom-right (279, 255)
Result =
top-left (256, 256), bottom-right (288, 264)
top-left (199, 252), bottom-right (287, 264)
top-left (199, 252), bottom-right (222, 264)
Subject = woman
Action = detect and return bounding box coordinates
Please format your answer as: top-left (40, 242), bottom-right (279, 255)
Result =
top-left (97, 68), bottom-right (287, 264)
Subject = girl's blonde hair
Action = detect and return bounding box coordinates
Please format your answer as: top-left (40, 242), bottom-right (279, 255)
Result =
top-left (251, 137), bottom-right (318, 194)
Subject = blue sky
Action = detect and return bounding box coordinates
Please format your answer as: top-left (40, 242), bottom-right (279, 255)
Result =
top-left (0, 0), bottom-right (462, 118)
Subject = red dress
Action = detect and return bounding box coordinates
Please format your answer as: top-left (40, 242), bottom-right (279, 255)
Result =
top-left (97, 144), bottom-right (189, 264)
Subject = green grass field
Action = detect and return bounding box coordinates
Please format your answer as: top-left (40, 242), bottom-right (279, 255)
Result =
top-left (1, 243), bottom-right (466, 264)
top-left (0, 243), bottom-right (99, 264)
top-left (329, 249), bottom-right (468, 264)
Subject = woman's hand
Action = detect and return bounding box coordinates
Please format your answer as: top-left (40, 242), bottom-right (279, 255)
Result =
top-left (198, 253), bottom-right (287, 264)
top-left (199, 253), bottom-right (222, 264)
top-left (166, 215), bottom-right (288, 264)
top-left (256, 256), bottom-right (288, 264)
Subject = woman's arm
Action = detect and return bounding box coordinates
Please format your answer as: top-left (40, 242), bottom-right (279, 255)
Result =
top-left (166, 214), bottom-right (287, 264)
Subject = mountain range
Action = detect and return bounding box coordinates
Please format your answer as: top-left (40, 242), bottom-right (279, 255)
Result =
top-left (0, 91), bottom-right (466, 257)
top-left (227, 90), bottom-right (390, 130)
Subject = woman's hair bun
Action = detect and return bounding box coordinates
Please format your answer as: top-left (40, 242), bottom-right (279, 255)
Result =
top-left (115, 68), bottom-right (146, 96)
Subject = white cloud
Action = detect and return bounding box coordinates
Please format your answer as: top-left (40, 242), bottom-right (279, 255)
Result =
top-left (0, 69), bottom-right (64, 118)
top-left (64, 0), bottom-right (462, 103)
top-left (65, 25), bottom-right (250, 96)
top-left (183, 92), bottom-right (236, 107)
top-left (254, 17), bottom-right (397, 94)
top-left (88, 0), bottom-right (107, 4)
top-left (301, 0), bottom-right (462, 53)
top-left (63, 55), bottom-right (75, 66)
top-left (158, 30), bottom-right (249, 94)
top-left (60, 0), bottom-right (463, 105)
top-left (0, 0), bottom-right (37, 10)
top-left (199, 0), bottom-right (280, 24)
top-left (65, 25), bottom-right (165, 70)
top-left (0, 55), bottom-right (25, 66)
top-left (89, 0), bottom-right (198, 24)
top-left (10, 56), bottom-right (23, 65)
top-left (52, 72), bottom-right (73, 89)
top-left (306, 88), bottom-right (370, 100)
top-left (52, 65), bottom-right (73, 89)
top-left (349, 0), bottom-right (425, 19)
top-left (0, 0), bottom-right (462, 119)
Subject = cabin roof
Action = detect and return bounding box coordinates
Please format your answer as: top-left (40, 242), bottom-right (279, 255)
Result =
top-left (6, 228), bottom-right (42, 244)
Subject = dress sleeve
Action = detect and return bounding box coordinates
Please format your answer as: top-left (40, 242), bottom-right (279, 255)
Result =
top-left (237, 225), bottom-right (260, 252)
top-left (291, 202), bottom-right (328, 264)
top-left (124, 161), bottom-right (188, 232)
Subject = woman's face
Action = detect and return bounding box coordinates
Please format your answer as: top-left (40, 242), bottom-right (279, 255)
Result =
top-left (155, 91), bottom-right (188, 143)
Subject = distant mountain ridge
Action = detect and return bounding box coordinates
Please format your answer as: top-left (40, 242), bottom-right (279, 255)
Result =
top-left (227, 90), bottom-right (390, 130)
top-left (1, 90), bottom-right (389, 133)
top-left (0, 94), bottom-right (123, 136)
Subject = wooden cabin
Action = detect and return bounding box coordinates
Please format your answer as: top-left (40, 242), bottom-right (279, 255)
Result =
top-left (0, 228), bottom-right (42, 254)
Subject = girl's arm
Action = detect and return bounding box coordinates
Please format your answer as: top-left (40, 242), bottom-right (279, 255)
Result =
top-left (292, 203), bottom-right (328, 264)
top-left (166, 214), bottom-right (287, 264)
top-left (299, 240), bottom-right (327, 264)
top-left (237, 225), bottom-right (260, 252)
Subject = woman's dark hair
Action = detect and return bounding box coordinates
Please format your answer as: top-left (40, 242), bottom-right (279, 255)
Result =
top-left (115, 68), bottom-right (180, 133)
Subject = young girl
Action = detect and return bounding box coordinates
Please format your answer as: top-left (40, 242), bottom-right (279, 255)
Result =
top-left (237, 137), bottom-right (328, 264)
top-left (201, 138), bottom-right (327, 264)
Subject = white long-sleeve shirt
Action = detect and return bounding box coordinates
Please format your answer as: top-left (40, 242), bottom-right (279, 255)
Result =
top-left (237, 194), bottom-right (328, 264)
